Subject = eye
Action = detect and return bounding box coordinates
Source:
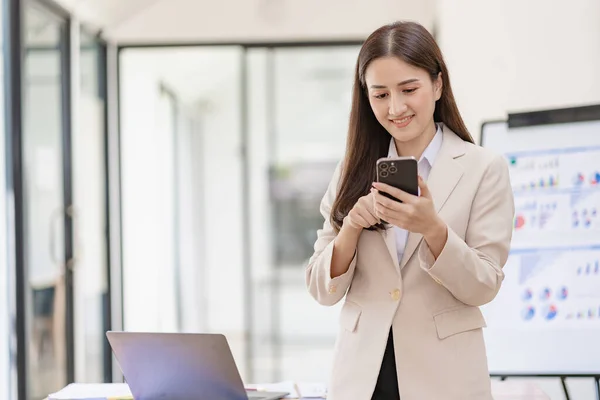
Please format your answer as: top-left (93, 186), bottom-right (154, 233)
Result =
top-left (373, 93), bottom-right (388, 99)
top-left (403, 88), bottom-right (417, 94)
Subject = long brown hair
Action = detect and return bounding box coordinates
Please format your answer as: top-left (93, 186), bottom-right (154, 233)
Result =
top-left (330, 21), bottom-right (473, 232)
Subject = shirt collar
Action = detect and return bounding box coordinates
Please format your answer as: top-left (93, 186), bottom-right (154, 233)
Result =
top-left (388, 123), bottom-right (443, 166)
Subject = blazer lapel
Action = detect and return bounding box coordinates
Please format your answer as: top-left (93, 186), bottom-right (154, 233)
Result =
top-left (399, 125), bottom-right (466, 270)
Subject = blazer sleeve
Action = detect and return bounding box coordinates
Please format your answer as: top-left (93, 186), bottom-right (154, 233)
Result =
top-left (418, 153), bottom-right (515, 306)
top-left (305, 161), bottom-right (358, 306)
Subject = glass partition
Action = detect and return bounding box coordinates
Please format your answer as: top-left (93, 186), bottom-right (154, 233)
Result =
top-left (73, 28), bottom-right (109, 384)
top-left (119, 44), bottom-right (360, 384)
top-left (0, 1), bottom-right (9, 397)
top-left (247, 45), bottom-right (360, 382)
top-left (119, 46), bottom-right (242, 372)
top-left (22, 3), bottom-right (70, 398)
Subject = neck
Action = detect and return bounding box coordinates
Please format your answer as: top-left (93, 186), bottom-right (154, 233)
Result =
top-left (394, 121), bottom-right (437, 159)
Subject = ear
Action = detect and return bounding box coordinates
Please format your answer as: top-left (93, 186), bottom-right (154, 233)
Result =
top-left (434, 72), bottom-right (443, 101)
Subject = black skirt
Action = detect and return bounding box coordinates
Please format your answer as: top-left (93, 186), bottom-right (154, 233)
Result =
top-left (371, 328), bottom-right (400, 400)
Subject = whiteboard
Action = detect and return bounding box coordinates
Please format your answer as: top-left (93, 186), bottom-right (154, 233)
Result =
top-left (480, 117), bottom-right (600, 376)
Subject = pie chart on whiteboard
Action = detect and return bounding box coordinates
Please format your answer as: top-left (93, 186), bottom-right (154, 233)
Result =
top-left (521, 305), bottom-right (535, 321)
top-left (514, 214), bottom-right (526, 230)
top-left (543, 304), bottom-right (558, 321)
top-left (557, 286), bottom-right (568, 300)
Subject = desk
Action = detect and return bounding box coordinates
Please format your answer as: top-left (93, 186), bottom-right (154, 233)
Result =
top-left (491, 380), bottom-right (550, 400)
top-left (254, 380), bottom-right (550, 399)
top-left (47, 380), bottom-right (550, 400)
top-left (283, 381), bottom-right (550, 399)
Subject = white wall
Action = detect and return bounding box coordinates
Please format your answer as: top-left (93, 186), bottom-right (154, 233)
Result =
top-left (437, 1), bottom-right (600, 398)
top-left (437, 0), bottom-right (600, 144)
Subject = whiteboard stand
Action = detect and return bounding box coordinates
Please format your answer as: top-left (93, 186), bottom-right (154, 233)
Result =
top-left (560, 377), bottom-right (570, 400)
top-left (559, 377), bottom-right (600, 400)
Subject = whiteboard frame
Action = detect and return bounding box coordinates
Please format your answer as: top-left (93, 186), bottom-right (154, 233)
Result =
top-left (480, 106), bottom-right (600, 381)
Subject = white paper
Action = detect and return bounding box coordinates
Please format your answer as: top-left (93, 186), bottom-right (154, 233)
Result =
top-left (246, 381), bottom-right (327, 399)
top-left (246, 381), bottom-right (299, 398)
top-left (297, 382), bottom-right (328, 398)
top-left (48, 383), bottom-right (132, 400)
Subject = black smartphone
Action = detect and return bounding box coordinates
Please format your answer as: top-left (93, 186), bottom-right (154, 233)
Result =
top-left (376, 156), bottom-right (419, 202)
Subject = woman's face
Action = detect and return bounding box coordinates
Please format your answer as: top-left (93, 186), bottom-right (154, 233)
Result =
top-left (365, 56), bottom-right (442, 145)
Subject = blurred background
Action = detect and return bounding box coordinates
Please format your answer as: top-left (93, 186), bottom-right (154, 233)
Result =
top-left (1, 0), bottom-right (599, 399)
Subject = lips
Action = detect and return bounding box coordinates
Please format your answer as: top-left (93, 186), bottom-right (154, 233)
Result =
top-left (390, 115), bottom-right (414, 128)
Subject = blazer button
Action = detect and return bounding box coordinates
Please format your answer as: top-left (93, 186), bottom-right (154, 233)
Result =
top-left (328, 285), bottom-right (337, 294)
top-left (390, 289), bottom-right (400, 301)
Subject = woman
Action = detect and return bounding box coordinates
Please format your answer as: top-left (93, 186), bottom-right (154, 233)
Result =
top-left (305, 21), bottom-right (514, 400)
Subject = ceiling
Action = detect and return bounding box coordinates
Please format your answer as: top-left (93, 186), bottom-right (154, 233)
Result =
top-left (55, 0), bottom-right (437, 45)
top-left (59, 0), bottom-right (437, 110)
top-left (53, 0), bottom-right (157, 32)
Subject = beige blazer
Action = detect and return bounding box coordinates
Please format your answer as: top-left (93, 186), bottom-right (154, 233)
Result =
top-left (306, 124), bottom-right (515, 400)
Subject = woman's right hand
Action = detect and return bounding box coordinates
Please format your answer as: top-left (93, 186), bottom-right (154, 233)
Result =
top-left (343, 192), bottom-right (380, 231)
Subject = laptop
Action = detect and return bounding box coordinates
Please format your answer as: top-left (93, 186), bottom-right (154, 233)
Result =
top-left (106, 331), bottom-right (288, 400)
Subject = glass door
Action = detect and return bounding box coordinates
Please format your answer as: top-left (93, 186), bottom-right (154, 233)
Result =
top-left (74, 28), bottom-right (110, 384)
top-left (22, 2), bottom-right (72, 398)
top-left (0, 1), bottom-right (9, 398)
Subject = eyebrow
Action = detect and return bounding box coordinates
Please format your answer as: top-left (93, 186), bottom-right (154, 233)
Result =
top-left (370, 78), bottom-right (420, 89)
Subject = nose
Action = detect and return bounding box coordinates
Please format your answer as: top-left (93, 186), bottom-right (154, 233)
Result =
top-left (389, 93), bottom-right (407, 117)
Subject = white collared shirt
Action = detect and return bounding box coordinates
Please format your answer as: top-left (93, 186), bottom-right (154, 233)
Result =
top-left (387, 123), bottom-right (443, 264)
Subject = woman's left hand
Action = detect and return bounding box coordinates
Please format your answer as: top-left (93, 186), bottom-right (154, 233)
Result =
top-left (372, 177), bottom-right (444, 238)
